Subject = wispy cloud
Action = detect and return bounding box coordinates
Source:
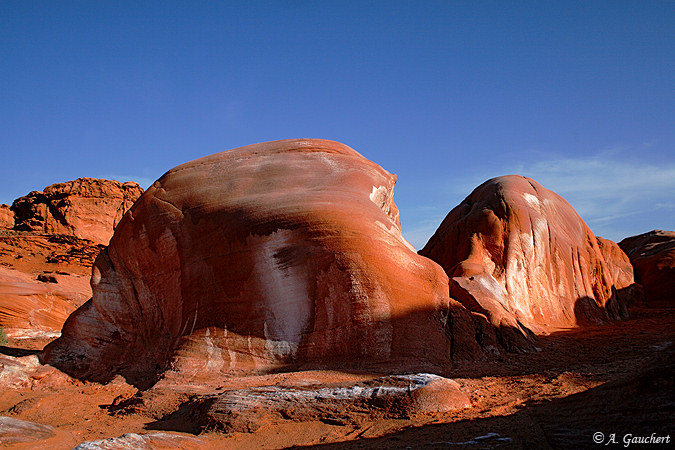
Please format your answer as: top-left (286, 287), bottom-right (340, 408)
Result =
top-left (513, 156), bottom-right (675, 239)
top-left (402, 149), bottom-right (675, 247)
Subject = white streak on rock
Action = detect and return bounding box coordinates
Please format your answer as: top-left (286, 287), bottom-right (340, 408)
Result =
top-left (203, 328), bottom-right (224, 372)
top-left (522, 192), bottom-right (540, 209)
top-left (254, 230), bottom-right (311, 359)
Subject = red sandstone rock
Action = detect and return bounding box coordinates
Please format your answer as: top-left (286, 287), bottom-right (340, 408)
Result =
top-left (42, 139), bottom-right (490, 388)
top-left (596, 237), bottom-right (634, 292)
top-left (196, 373), bottom-right (470, 433)
top-left (0, 234), bottom-right (100, 338)
top-left (11, 178), bottom-right (143, 244)
top-left (420, 175), bottom-right (631, 347)
top-left (596, 236), bottom-right (637, 311)
top-left (0, 416), bottom-right (55, 445)
top-left (0, 266), bottom-right (90, 333)
top-left (74, 432), bottom-right (208, 449)
top-left (619, 230), bottom-right (675, 307)
top-left (0, 204), bottom-right (12, 229)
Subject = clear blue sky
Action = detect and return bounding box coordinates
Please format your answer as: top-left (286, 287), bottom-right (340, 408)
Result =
top-left (2, 1), bottom-right (674, 248)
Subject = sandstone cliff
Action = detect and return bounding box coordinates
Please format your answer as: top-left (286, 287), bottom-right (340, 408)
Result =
top-left (0, 205), bottom-right (12, 229)
top-left (11, 178), bottom-right (143, 245)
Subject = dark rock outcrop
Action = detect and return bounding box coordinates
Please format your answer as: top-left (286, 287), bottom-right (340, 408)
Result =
top-left (619, 230), bottom-right (675, 307)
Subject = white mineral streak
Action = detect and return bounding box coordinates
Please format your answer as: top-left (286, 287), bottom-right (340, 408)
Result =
top-left (369, 185), bottom-right (395, 221)
top-left (532, 218), bottom-right (549, 266)
top-left (5, 329), bottom-right (61, 339)
top-left (318, 152), bottom-right (342, 172)
top-left (505, 253), bottom-right (529, 317)
top-left (522, 192), bottom-right (540, 210)
top-left (254, 230), bottom-right (311, 359)
top-left (219, 373), bottom-right (456, 403)
top-left (73, 432), bottom-right (206, 449)
top-left (477, 274), bottom-right (508, 305)
top-left (203, 328), bottom-right (225, 372)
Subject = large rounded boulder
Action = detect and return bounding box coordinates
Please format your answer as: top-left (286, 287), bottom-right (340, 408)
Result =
top-left (42, 139), bottom-right (484, 388)
top-left (420, 175), bottom-right (632, 349)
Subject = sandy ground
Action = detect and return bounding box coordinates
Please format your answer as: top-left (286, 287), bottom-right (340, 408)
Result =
top-left (1, 306), bottom-right (673, 449)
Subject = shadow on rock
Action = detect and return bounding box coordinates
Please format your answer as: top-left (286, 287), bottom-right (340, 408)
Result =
top-left (0, 346), bottom-right (41, 357)
top-left (574, 284), bottom-right (636, 327)
top-left (292, 344), bottom-right (675, 449)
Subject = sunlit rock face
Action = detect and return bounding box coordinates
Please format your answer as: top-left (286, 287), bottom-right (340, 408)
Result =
top-left (420, 175), bottom-right (631, 349)
top-left (0, 265), bottom-right (90, 332)
top-left (619, 230), bottom-right (675, 307)
top-left (0, 232), bottom-right (102, 338)
top-left (11, 178), bottom-right (143, 245)
top-left (0, 204), bottom-right (12, 229)
top-left (42, 139), bottom-right (482, 388)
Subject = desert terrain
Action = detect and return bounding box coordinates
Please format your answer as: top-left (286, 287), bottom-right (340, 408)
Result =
top-left (1, 140), bottom-right (673, 449)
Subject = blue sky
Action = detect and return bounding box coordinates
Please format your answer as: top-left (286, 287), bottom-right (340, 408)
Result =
top-left (2, 1), bottom-right (674, 248)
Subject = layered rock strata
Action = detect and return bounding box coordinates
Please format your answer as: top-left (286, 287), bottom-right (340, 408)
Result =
top-left (0, 179), bottom-right (142, 339)
top-left (11, 178), bottom-right (143, 245)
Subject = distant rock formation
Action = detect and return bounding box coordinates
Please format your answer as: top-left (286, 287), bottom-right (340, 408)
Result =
top-left (0, 179), bottom-right (142, 339)
top-left (11, 178), bottom-right (143, 245)
top-left (43, 139), bottom-right (493, 389)
top-left (619, 230), bottom-right (675, 307)
top-left (0, 204), bottom-right (12, 229)
top-left (419, 175), bottom-right (632, 349)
